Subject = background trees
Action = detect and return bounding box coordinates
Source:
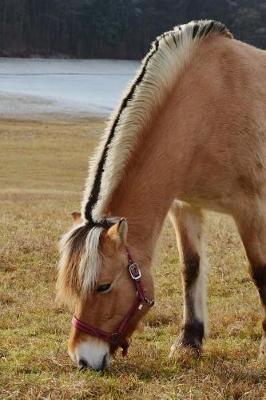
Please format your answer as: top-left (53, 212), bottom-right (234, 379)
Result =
top-left (0, 0), bottom-right (265, 59)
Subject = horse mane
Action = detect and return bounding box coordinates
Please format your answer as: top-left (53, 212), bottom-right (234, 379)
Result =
top-left (57, 20), bottom-right (232, 305)
top-left (82, 19), bottom-right (232, 223)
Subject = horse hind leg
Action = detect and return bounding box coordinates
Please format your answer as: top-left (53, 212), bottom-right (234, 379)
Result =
top-left (168, 201), bottom-right (208, 357)
top-left (235, 203), bottom-right (266, 358)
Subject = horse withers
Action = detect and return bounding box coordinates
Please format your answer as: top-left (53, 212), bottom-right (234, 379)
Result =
top-left (57, 20), bottom-right (266, 370)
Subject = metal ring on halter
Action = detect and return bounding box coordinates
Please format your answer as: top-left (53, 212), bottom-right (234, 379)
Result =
top-left (129, 262), bottom-right (142, 280)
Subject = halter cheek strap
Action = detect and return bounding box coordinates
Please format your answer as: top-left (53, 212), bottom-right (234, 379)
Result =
top-left (72, 247), bottom-right (154, 356)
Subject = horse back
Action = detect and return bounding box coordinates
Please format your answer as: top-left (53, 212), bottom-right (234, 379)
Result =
top-left (166, 36), bottom-right (266, 212)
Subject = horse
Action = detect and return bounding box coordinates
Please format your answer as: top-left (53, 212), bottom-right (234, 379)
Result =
top-left (57, 20), bottom-right (266, 371)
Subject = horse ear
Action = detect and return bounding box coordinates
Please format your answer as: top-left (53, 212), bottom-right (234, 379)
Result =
top-left (71, 211), bottom-right (82, 224)
top-left (117, 218), bottom-right (128, 244)
top-left (107, 218), bottom-right (128, 246)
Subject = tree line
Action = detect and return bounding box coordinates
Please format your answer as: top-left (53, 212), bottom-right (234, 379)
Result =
top-left (0, 0), bottom-right (265, 59)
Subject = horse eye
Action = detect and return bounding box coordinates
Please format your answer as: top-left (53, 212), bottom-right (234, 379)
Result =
top-left (96, 283), bottom-right (112, 293)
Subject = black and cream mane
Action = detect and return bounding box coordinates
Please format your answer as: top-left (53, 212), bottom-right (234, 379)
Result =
top-left (82, 19), bottom-right (231, 226)
top-left (57, 20), bottom-right (232, 302)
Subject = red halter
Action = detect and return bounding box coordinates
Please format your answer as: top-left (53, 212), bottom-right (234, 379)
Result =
top-left (72, 247), bottom-right (154, 356)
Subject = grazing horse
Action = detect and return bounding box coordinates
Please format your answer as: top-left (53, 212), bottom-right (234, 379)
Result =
top-left (57, 20), bottom-right (266, 371)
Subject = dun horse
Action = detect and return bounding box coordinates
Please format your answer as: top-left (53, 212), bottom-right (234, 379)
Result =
top-left (57, 20), bottom-right (266, 371)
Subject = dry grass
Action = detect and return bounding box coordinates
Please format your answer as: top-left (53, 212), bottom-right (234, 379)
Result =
top-left (0, 118), bottom-right (266, 399)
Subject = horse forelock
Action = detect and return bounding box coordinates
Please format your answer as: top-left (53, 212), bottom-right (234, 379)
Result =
top-left (56, 223), bottom-right (104, 308)
top-left (81, 20), bottom-right (232, 224)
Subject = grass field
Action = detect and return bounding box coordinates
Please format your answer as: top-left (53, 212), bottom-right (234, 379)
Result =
top-left (1, 118), bottom-right (266, 399)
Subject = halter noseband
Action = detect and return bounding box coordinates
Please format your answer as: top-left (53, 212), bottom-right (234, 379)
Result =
top-left (72, 247), bottom-right (154, 356)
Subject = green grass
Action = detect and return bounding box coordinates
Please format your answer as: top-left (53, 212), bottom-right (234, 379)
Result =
top-left (1, 118), bottom-right (266, 399)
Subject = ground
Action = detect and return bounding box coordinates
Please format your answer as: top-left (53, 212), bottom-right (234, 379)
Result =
top-left (0, 118), bottom-right (266, 399)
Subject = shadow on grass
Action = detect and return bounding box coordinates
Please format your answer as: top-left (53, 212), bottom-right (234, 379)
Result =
top-left (102, 346), bottom-right (266, 386)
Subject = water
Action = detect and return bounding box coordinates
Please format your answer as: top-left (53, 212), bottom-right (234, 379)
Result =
top-left (0, 58), bottom-right (139, 119)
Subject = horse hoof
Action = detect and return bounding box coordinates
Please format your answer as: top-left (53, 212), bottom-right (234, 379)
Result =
top-left (169, 340), bottom-right (201, 360)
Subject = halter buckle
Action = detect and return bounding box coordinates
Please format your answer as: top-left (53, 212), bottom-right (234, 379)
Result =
top-left (129, 262), bottom-right (142, 280)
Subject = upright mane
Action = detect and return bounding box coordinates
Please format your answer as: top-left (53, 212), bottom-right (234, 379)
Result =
top-left (57, 20), bottom-right (232, 305)
top-left (83, 19), bottom-right (232, 223)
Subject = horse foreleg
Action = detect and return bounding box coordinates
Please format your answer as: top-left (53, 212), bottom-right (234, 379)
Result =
top-left (168, 201), bottom-right (208, 357)
top-left (235, 204), bottom-right (266, 358)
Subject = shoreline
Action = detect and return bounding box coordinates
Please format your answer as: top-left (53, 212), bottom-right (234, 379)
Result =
top-left (0, 113), bottom-right (105, 124)
top-left (0, 92), bottom-right (110, 123)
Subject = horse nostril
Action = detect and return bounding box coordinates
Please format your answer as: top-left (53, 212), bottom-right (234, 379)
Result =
top-left (98, 354), bottom-right (108, 372)
top-left (78, 358), bottom-right (88, 371)
top-left (77, 354), bottom-right (108, 372)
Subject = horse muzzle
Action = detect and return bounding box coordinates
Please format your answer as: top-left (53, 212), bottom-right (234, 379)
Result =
top-left (69, 337), bottom-right (111, 371)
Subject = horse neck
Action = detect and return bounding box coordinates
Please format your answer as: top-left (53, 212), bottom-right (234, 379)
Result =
top-left (105, 116), bottom-right (178, 266)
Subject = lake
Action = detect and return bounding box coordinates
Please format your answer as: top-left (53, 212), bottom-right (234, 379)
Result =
top-left (0, 58), bottom-right (139, 119)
